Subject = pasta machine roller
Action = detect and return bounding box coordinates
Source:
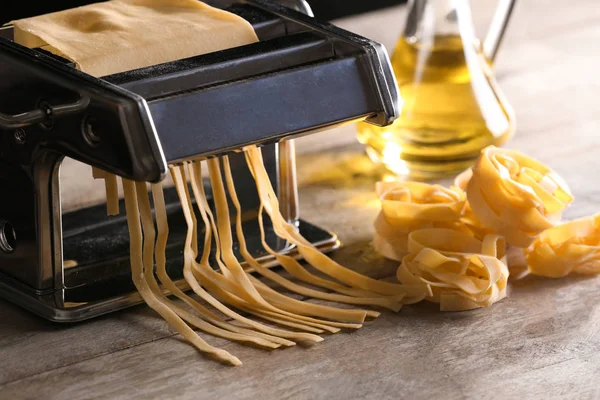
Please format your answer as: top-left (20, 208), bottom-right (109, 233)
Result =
top-left (0, 0), bottom-right (400, 321)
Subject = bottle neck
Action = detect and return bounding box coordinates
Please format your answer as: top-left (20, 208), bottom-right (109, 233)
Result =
top-left (404, 0), bottom-right (474, 42)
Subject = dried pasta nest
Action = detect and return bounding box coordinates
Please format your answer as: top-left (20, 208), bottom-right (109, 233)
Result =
top-left (465, 146), bottom-right (573, 247)
top-left (527, 214), bottom-right (600, 278)
top-left (373, 181), bottom-right (466, 261)
top-left (397, 229), bottom-right (509, 311)
top-left (376, 145), bottom-right (600, 309)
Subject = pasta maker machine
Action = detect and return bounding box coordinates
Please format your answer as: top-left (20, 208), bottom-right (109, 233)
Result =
top-left (0, 0), bottom-right (400, 321)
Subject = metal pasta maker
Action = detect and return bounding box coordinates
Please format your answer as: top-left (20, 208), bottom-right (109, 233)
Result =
top-left (0, 0), bottom-right (400, 321)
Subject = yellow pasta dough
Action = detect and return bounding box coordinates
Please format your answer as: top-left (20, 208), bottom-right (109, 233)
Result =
top-left (170, 164), bottom-right (325, 343)
top-left (222, 156), bottom-right (399, 317)
top-left (454, 168), bottom-right (528, 279)
top-left (527, 214), bottom-right (600, 278)
top-left (92, 167), bottom-right (120, 216)
top-left (452, 168), bottom-right (495, 240)
top-left (373, 181), bottom-right (466, 261)
top-left (505, 246), bottom-right (530, 280)
top-left (396, 229), bottom-right (509, 311)
top-left (13, 0), bottom-right (258, 76)
top-left (122, 179), bottom-right (242, 365)
top-left (376, 146), bottom-right (600, 294)
top-left (466, 146), bottom-right (573, 248)
top-left (244, 146), bottom-right (430, 302)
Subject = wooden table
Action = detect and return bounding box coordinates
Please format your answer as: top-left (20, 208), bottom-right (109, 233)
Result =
top-left (2, 1), bottom-right (600, 398)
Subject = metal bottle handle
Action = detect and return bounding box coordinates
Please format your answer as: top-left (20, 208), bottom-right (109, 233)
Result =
top-left (483, 0), bottom-right (517, 62)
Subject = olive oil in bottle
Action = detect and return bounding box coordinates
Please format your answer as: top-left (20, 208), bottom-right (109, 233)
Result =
top-left (357, 0), bottom-right (515, 179)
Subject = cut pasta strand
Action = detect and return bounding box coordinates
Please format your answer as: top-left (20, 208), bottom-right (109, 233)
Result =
top-left (184, 163), bottom-right (341, 334)
top-left (244, 146), bottom-right (430, 299)
top-left (137, 181), bottom-right (282, 349)
top-left (171, 165), bottom-right (324, 344)
top-left (92, 167), bottom-right (120, 216)
top-left (115, 148), bottom-right (434, 364)
top-left (205, 159), bottom-right (367, 328)
top-left (210, 159), bottom-right (390, 323)
top-left (122, 179), bottom-right (241, 366)
top-left (150, 183), bottom-right (290, 347)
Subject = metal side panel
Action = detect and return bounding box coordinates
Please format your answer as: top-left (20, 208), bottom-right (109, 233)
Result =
top-left (0, 37), bottom-right (166, 182)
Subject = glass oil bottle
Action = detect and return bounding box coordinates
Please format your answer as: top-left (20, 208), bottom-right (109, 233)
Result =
top-left (357, 0), bottom-right (517, 179)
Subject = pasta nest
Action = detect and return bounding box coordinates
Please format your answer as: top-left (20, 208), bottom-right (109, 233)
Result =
top-left (466, 146), bottom-right (573, 248)
top-left (373, 181), bottom-right (466, 261)
top-left (397, 229), bottom-right (509, 311)
top-left (527, 214), bottom-right (600, 278)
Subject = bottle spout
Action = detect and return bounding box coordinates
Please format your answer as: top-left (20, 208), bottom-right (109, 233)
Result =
top-left (483, 0), bottom-right (517, 63)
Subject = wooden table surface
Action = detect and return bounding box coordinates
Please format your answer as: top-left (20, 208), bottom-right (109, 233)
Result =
top-left (2, 1), bottom-right (600, 398)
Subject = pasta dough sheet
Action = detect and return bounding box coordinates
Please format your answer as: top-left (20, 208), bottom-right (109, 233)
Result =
top-left (13, 0), bottom-right (259, 77)
top-left (14, 0), bottom-right (252, 212)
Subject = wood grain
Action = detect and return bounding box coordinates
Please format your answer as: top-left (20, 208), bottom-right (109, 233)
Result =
top-left (3, 0), bottom-right (600, 398)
